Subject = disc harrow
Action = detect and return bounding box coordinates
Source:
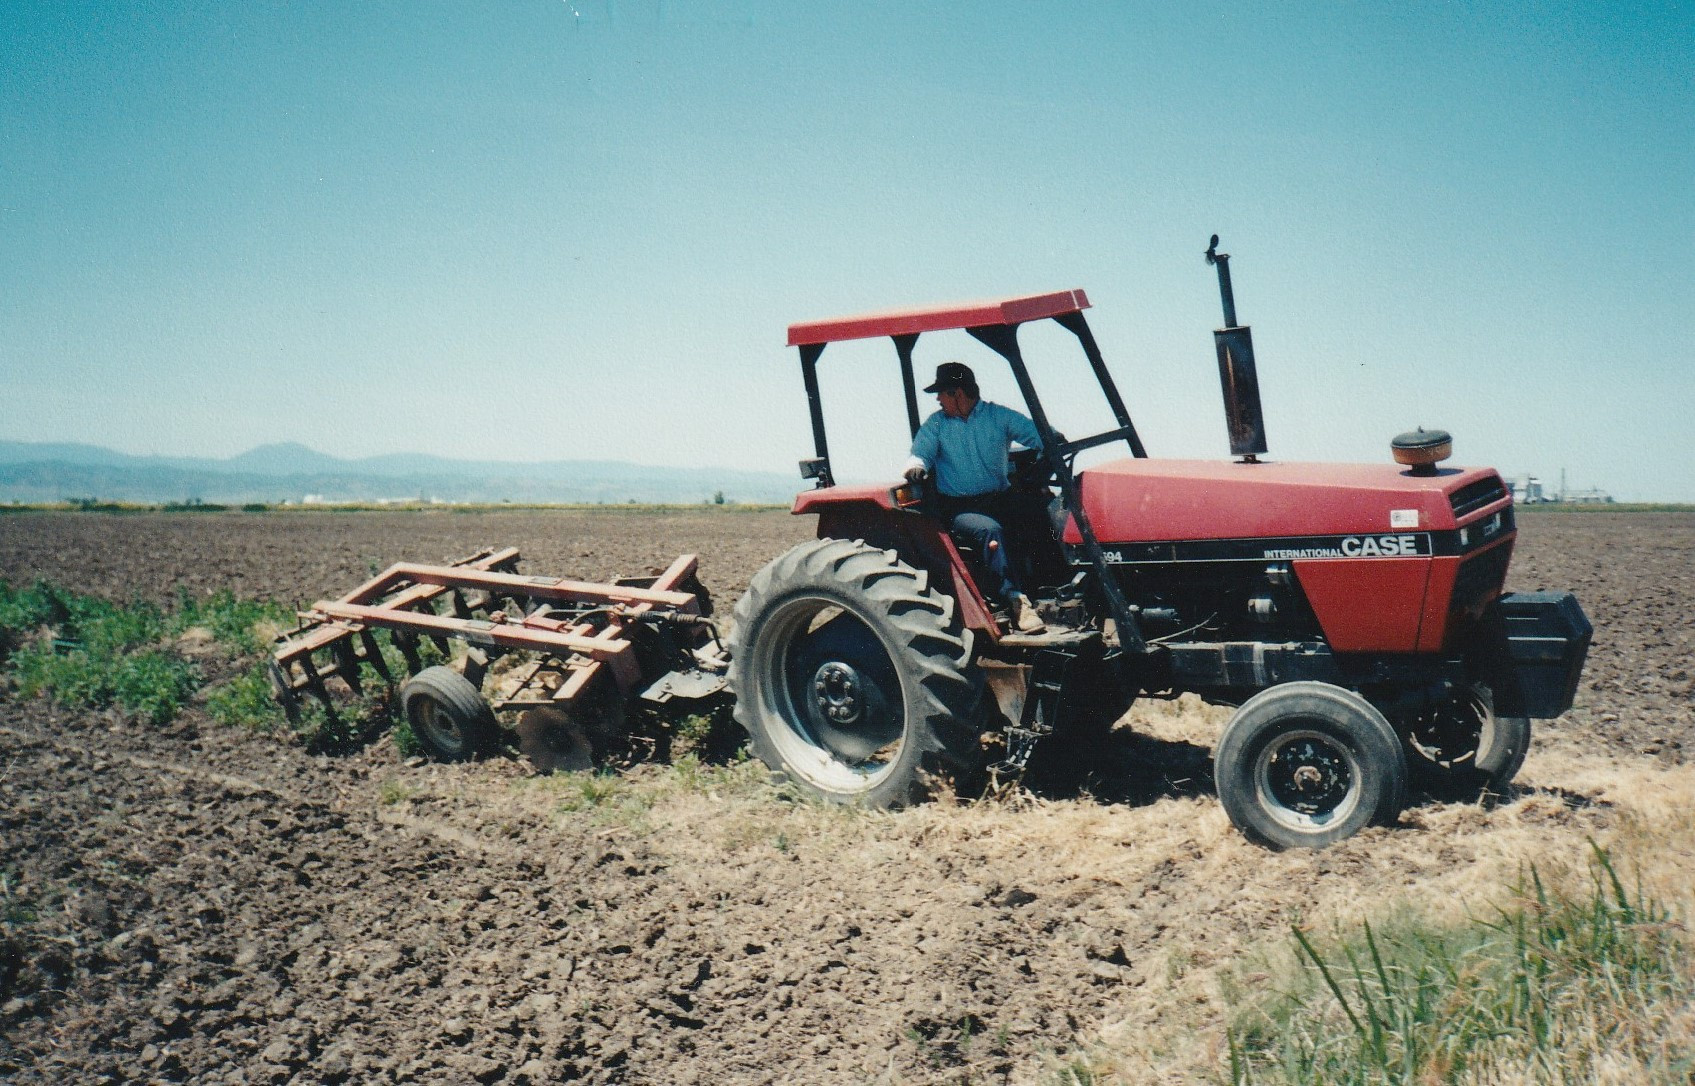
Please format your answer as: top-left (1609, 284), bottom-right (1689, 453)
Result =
top-left (270, 547), bottom-right (726, 730)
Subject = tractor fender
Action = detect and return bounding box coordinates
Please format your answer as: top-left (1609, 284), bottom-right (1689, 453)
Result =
top-left (800, 497), bottom-right (1002, 643)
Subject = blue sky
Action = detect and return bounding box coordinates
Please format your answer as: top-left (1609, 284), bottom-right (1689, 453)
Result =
top-left (3, 1), bottom-right (1691, 499)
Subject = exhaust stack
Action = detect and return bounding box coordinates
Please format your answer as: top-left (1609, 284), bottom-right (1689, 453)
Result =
top-left (1206, 235), bottom-right (1269, 462)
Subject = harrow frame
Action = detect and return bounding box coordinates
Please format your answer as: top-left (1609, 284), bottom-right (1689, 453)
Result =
top-left (270, 547), bottom-right (725, 727)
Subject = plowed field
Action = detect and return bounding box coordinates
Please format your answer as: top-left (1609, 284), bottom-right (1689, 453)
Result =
top-left (2, 508), bottom-right (1692, 1084)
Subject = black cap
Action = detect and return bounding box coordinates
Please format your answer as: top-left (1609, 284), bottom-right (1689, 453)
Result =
top-left (923, 362), bottom-right (975, 393)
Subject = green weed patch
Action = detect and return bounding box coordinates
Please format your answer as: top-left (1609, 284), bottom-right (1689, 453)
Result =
top-left (173, 587), bottom-right (291, 656)
top-left (204, 662), bottom-right (284, 731)
top-left (0, 581), bottom-right (70, 644)
top-left (1, 582), bottom-right (198, 725)
top-left (0, 579), bottom-right (282, 729)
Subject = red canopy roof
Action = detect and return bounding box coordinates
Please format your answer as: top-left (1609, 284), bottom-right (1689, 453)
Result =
top-left (786, 289), bottom-right (1091, 347)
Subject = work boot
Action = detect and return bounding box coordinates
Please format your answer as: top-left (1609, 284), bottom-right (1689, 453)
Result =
top-left (1011, 593), bottom-right (1046, 635)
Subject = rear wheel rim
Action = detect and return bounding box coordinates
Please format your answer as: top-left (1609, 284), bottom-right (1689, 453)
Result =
top-left (1254, 727), bottom-right (1363, 832)
top-left (760, 595), bottom-right (906, 793)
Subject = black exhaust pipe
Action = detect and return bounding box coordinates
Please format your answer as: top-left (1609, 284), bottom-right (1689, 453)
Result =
top-left (1205, 234), bottom-right (1268, 462)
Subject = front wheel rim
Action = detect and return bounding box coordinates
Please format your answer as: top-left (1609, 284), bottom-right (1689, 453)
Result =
top-left (1253, 727), bottom-right (1363, 832)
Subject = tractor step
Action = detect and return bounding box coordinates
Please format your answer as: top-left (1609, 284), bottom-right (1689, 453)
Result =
top-left (995, 627), bottom-right (1101, 650)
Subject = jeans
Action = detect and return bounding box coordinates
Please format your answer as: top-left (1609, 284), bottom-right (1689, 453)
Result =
top-left (936, 490), bottom-right (1030, 603)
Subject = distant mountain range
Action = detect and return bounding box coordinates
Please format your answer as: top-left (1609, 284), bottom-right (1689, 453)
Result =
top-left (0, 440), bottom-right (801, 506)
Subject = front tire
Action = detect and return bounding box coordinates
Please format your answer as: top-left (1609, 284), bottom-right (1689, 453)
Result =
top-left (1215, 682), bottom-right (1407, 849)
top-left (728, 538), bottom-right (985, 808)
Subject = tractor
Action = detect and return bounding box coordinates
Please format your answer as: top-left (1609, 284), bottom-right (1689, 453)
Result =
top-left (726, 238), bottom-right (1591, 848)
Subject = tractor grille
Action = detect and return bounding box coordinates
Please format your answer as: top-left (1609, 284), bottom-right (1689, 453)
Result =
top-left (1451, 542), bottom-right (1511, 616)
top-left (1450, 477), bottom-right (1509, 519)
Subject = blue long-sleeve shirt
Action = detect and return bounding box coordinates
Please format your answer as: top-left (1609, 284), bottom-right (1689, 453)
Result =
top-left (907, 400), bottom-right (1043, 498)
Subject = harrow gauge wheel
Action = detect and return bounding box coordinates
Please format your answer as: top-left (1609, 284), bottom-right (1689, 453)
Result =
top-left (1215, 682), bottom-right (1406, 850)
top-left (399, 666), bottom-right (500, 761)
top-left (729, 539), bottom-right (985, 808)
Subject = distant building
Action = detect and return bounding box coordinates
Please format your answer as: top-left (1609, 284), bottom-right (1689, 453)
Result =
top-left (1512, 476), bottom-right (1550, 503)
top-left (1511, 475), bottom-right (1612, 504)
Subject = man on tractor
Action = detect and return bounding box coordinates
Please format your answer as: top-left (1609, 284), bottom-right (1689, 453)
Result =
top-left (902, 361), bottom-right (1048, 634)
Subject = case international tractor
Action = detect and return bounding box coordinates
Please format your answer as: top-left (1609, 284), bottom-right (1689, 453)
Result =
top-left (726, 237), bottom-right (1591, 848)
top-left (273, 239), bottom-right (1591, 849)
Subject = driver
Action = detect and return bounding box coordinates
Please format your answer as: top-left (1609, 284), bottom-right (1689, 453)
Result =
top-left (902, 362), bottom-right (1047, 634)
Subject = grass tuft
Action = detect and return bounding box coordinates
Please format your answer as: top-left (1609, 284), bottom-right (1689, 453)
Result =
top-left (205, 662), bottom-right (285, 730)
top-left (1222, 842), bottom-right (1694, 1084)
top-left (172, 587), bottom-right (291, 655)
top-left (0, 580), bottom-right (71, 647)
top-left (0, 577), bottom-right (400, 745)
top-left (666, 700), bottom-right (746, 762)
top-left (390, 712), bottom-right (422, 758)
top-left (377, 778), bottom-right (416, 805)
top-left (108, 650), bottom-right (200, 726)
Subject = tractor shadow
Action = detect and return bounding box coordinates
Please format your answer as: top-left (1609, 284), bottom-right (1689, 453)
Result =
top-left (1018, 726), bottom-right (1217, 808)
top-left (1399, 779), bottom-right (1612, 818)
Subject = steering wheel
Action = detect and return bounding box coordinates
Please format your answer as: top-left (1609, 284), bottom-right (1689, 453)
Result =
top-left (1009, 446), bottom-right (1058, 491)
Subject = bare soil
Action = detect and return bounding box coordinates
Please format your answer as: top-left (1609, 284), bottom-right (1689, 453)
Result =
top-left (1, 508), bottom-right (1692, 1084)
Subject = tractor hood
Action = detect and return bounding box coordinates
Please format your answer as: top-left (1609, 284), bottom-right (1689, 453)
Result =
top-left (1065, 458), bottom-right (1511, 546)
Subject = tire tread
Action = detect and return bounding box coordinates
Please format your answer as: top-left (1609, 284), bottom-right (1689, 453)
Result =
top-left (728, 537), bottom-right (983, 807)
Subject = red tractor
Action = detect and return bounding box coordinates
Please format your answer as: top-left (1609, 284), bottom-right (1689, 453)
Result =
top-left (727, 239), bottom-right (1591, 848)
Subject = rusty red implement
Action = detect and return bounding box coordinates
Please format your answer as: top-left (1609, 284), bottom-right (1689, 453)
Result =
top-left (270, 547), bottom-right (723, 725)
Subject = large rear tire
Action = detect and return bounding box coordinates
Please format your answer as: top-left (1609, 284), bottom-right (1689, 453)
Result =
top-left (1215, 682), bottom-right (1407, 850)
top-left (728, 538), bottom-right (985, 808)
top-left (399, 666), bottom-right (500, 761)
